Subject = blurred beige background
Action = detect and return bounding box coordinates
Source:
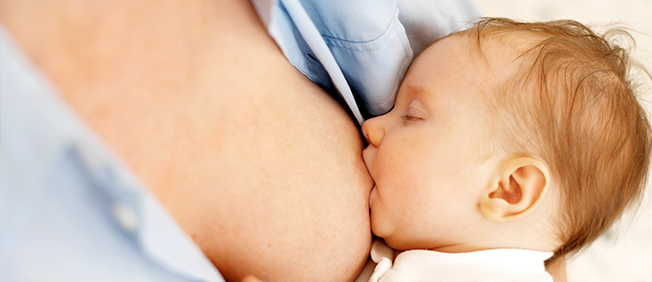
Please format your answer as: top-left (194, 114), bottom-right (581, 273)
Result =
top-left (475, 0), bottom-right (652, 281)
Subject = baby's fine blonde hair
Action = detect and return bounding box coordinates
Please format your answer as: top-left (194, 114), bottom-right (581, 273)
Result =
top-left (466, 18), bottom-right (651, 263)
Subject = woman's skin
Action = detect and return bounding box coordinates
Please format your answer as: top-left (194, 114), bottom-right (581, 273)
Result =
top-left (0, 0), bottom-right (373, 281)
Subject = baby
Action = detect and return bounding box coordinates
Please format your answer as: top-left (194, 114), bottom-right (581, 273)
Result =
top-left (357, 18), bottom-right (651, 281)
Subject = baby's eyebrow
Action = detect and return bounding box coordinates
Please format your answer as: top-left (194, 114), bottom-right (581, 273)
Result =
top-left (404, 85), bottom-right (440, 107)
top-left (405, 85), bottom-right (434, 97)
top-left (402, 85), bottom-right (438, 114)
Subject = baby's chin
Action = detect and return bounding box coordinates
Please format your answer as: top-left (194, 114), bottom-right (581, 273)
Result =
top-left (370, 222), bottom-right (424, 251)
top-left (371, 233), bottom-right (403, 251)
top-left (369, 214), bottom-right (396, 247)
top-left (368, 189), bottom-right (403, 249)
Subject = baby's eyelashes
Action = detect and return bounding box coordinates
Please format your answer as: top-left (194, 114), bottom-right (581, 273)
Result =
top-left (403, 99), bottom-right (428, 122)
top-left (402, 114), bottom-right (422, 121)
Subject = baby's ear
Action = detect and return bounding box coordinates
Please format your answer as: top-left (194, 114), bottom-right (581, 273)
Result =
top-left (479, 157), bottom-right (550, 222)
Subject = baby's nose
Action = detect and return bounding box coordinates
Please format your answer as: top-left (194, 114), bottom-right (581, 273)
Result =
top-left (362, 117), bottom-right (385, 147)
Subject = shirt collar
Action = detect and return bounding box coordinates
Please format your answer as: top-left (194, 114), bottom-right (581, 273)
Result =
top-left (391, 248), bottom-right (553, 281)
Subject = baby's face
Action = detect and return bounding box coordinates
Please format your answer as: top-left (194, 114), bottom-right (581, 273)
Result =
top-left (362, 34), bottom-right (522, 250)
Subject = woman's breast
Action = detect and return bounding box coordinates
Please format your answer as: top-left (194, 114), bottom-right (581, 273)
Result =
top-left (192, 4), bottom-right (375, 280)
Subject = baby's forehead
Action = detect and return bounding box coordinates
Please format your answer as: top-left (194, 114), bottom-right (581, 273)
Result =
top-left (437, 32), bottom-right (536, 89)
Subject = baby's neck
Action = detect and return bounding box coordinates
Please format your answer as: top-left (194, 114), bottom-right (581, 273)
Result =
top-left (427, 221), bottom-right (560, 254)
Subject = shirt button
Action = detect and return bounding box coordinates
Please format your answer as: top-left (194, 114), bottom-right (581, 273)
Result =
top-left (112, 202), bottom-right (139, 232)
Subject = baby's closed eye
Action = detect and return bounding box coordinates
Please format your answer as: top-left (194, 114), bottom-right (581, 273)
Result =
top-left (401, 114), bottom-right (423, 121)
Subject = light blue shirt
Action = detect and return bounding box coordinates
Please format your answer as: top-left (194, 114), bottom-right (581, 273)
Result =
top-left (1, 1), bottom-right (482, 281)
top-left (252, 0), bottom-right (482, 123)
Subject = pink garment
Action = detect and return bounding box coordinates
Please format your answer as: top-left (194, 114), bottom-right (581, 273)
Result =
top-left (356, 239), bottom-right (554, 282)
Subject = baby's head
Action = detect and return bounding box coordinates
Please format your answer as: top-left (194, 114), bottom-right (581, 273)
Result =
top-left (362, 18), bottom-right (651, 262)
